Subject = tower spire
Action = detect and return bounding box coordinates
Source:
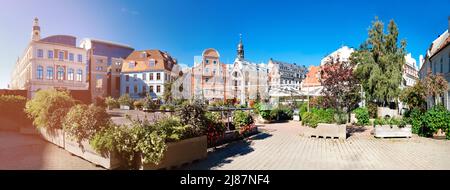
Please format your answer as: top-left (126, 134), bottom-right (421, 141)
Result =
top-left (31, 17), bottom-right (41, 41)
top-left (237, 34), bottom-right (244, 60)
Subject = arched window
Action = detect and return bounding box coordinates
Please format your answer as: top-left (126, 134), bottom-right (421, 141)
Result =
top-left (77, 69), bottom-right (82, 82)
top-left (57, 67), bottom-right (65, 80)
top-left (46, 67), bottom-right (54, 80)
top-left (37, 66), bottom-right (43, 79)
top-left (68, 68), bottom-right (74, 81)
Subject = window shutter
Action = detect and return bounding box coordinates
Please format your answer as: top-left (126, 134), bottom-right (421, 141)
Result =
top-left (64, 51), bottom-right (68, 59)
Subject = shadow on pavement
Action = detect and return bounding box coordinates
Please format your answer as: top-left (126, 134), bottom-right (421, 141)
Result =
top-left (182, 132), bottom-right (272, 170)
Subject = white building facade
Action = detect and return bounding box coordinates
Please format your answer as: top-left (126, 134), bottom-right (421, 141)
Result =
top-left (10, 18), bottom-right (88, 97)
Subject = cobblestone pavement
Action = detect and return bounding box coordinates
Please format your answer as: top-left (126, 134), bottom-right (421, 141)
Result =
top-left (184, 121), bottom-right (450, 170)
top-left (0, 131), bottom-right (103, 170)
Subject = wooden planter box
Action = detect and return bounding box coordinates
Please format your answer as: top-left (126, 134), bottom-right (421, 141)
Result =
top-left (374, 125), bottom-right (412, 138)
top-left (306, 123), bottom-right (346, 140)
top-left (64, 134), bottom-right (121, 169)
top-left (140, 136), bottom-right (207, 170)
top-left (38, 127), bottom-right (65, 148)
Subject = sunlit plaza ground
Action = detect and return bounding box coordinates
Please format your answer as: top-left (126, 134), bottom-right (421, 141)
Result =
top-left (1, 121), bottom-right (449, 170)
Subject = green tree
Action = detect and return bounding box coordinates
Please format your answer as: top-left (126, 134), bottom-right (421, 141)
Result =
top-left (400, 81), bottom-right (427, 110)
top-left (351, 17), bottom-right (406, 106)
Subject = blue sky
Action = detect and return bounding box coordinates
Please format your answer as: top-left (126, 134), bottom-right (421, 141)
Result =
top-left (0, 0), bottom-right (449, 88)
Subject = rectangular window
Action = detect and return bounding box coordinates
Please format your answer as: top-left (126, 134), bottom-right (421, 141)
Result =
top-left (156, 73), bottom-right (161, 80)
top-left (69, 53), bottom-right (74, 61)
top-left (59, 52), bottom-right (64, 61)
top-left (205, 60), bottom-right (209, 64)
top-left (77, 54), bottom-right (82, 62)
top-left (57, 67), bottom-right (64, 80)
top-left (68, 68), bottom-right (74, 81)
top-left (48, 50), bottom-right (54, 59)
top-left (150, 85), bottom-right (154, 92)
top-left (125, 75), bottom-right (129, 82)
top-left (77, 69), bottom-right (82, 82)
top-left (149, 59), bottom-right (155, 67)
top-left (134, 85), bottom-right (138, 93)
top-left (143, 73), bottom-right (147, 81)
top-left (96, 75), bottom-right (103, 89)
top-left (129, 62), bottom-right (135, 69)
top-left (134, 74), bottom-right (137, 81)
top-left (126, 86), bottom-right (130, 94)
top-left (115, 77), bottom-right (120, 90)
top-left (37, 49), bottom-right (43, 58)
top-left (156, 85), bottom-right (161, 93)
top-left (37, 66), bottom-right (43, 79)
top-left (150, 73), bottom-right (154, 80)
top-left (46, 67), bottom-right (54, 80)
top-left (213, 60), bottom-right (217, 64)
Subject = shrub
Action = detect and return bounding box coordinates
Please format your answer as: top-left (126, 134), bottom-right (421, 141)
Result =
top-left (301, 112), bottom-right (320, 128)
top-left (118, 94), bottom-right (133, 107)
top-left (299, 103), bottom-right (308, 118)
top-left (25, 89), bottom-right (75, 129)
top-left (205, 112), bottom-right (226, 146)
top-left (373, 117), bottom-right (409, 128)
top-left (159, 105), bottom-right (167, 111)
top-left (409, 108), bottom-right (424, 135)
top-left (91, 115), bottom-right (207, 169)
top-left (353, 107), bottom-right (369, 126)
top-left (270, 106), bottom-right (293, 121)
top-left (301, 108), bottom-right (335, 128)
top-left (367, 102), bottom-right (378, 118)
top-left (334, 111), bottom-right (348, 125)
top-left (422, 105), bottom-right (450, 137)
top-left (63, 104), bottom-right (111, 144)
top-left (143, 96), bottom-right (158, 110)
top-left (133, 100), bottom-right (144, 110)
top-left (233, 110), bottom-right (254, 130)
top-left (176, 100), bottom-right (208, 131)
top-left (93, 96), bottom-right (107, 108)
top-left (105, 97), bottom-right (119, 109)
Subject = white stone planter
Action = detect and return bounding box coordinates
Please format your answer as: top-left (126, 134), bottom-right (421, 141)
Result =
top-left (38, 127), bottom-right (65, 148)
top-left (306, 123), bottom-right (346, 140)
top-left (140, 136), bottom-right (207, 170)
top-left (64, 134), bottom-right (121, 169)
top-left (293, 115), bottom-right (300, 121)
top-left (374, 125), bottom-right (412, 138)
top-left (120, 105), bottom-right (130, 110)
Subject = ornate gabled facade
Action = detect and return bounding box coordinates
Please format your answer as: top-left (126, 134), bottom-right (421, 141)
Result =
top-left (229, 36), bottom-right (269, 105)
top-left (190, 48), bottom-right (228, 101)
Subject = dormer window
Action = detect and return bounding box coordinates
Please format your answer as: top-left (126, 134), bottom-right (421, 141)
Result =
top-left (129, 62), bottom-right (135, 69)
top-left (149, 59), bottom-right (155, 67)
top-left (141, 51), bottom-right (147, 58)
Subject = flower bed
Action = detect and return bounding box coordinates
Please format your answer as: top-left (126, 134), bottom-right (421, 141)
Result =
top-left (140, 136), bottom-right (207, 170)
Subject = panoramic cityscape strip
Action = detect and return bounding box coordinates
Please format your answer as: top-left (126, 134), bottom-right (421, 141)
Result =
top-left (0, 2), bottom-right (449, 174)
